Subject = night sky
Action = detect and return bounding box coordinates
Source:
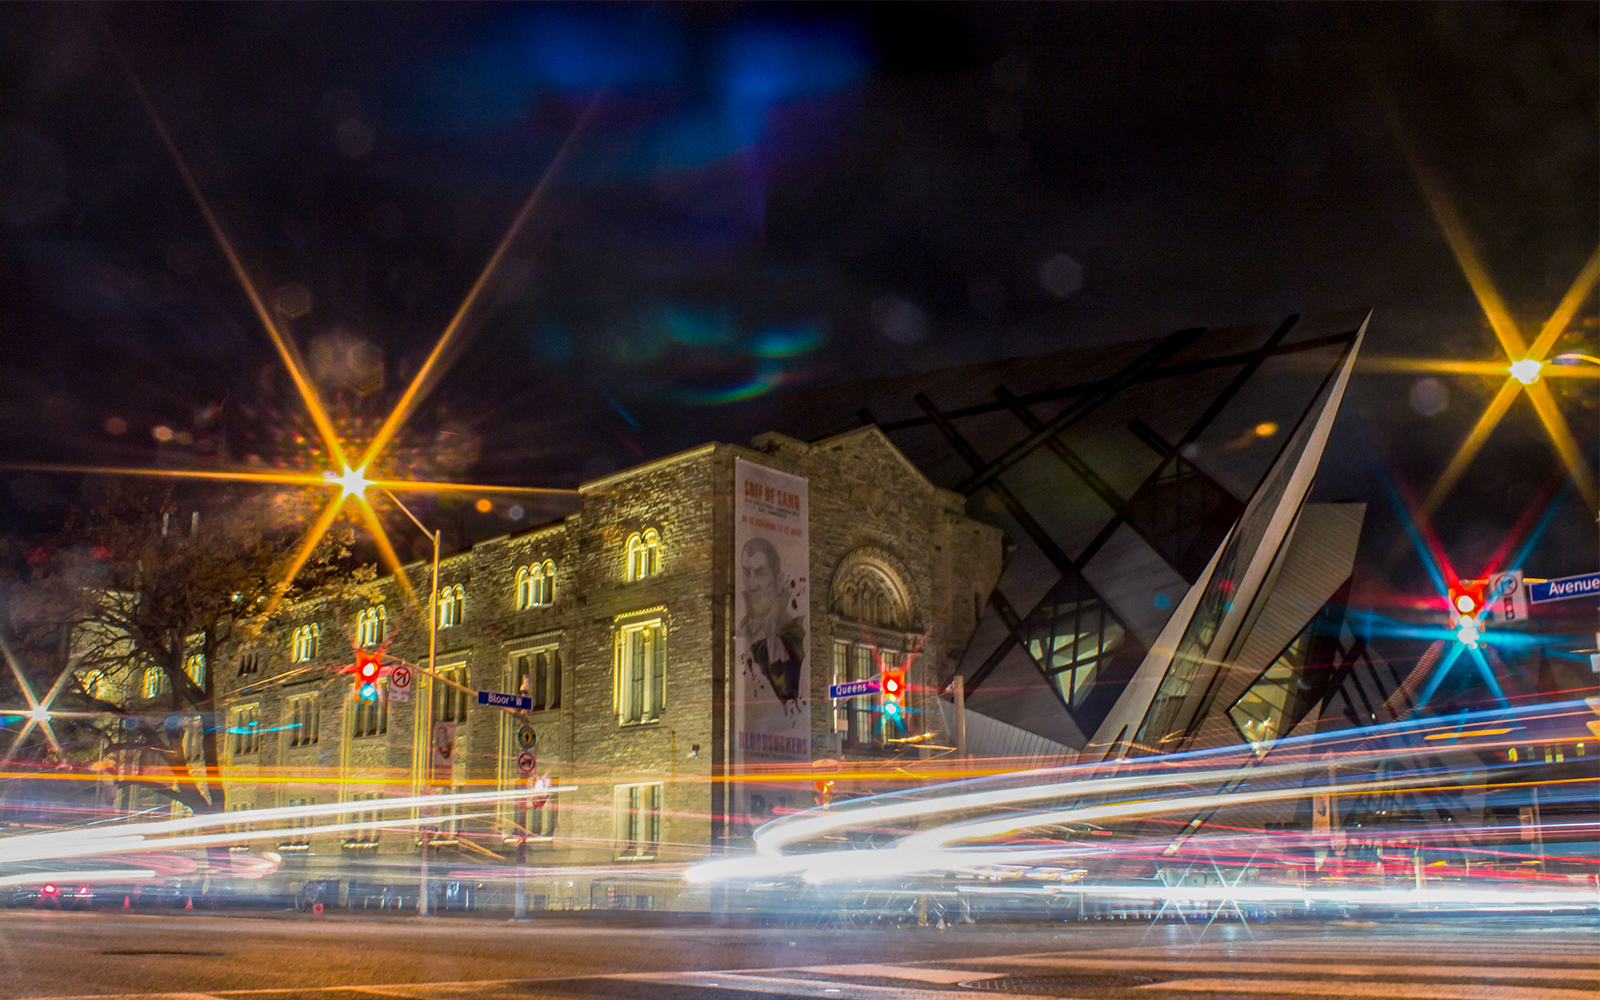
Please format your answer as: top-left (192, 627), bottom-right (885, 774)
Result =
top-left (0, 3), bottom-right (1595, 603)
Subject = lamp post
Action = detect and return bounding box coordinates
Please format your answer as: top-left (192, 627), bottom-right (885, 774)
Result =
top-left (382, 488), bottom-right (440, 917)
top-left (1554, 354), bottom-right (1600, 671)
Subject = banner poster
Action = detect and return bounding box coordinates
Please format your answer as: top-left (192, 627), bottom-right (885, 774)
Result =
top-left (732, 458), bottom-right (810, 839)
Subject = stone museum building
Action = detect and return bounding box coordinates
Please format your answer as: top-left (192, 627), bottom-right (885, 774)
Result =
top-left (206, 427), bottom-right (1002, 898)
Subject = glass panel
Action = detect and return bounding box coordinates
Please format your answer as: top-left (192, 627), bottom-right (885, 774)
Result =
top-left (649, 626), bottom-right (665, 718)
top-left (1229, 634), bottom-right (1307, 752)
top-left (549, 650), bottom-right (561, 710)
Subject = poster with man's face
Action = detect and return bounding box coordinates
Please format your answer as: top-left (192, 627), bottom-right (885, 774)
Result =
top-left (733, 458), bottom-right (809, 836)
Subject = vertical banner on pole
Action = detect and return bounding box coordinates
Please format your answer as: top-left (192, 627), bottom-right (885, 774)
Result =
top-left (732, 458), bottom-right (810, 839)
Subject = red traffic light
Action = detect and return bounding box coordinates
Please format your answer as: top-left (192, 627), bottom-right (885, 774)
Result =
top-left (882, 671), bottom-right (904, 696)
top-left (1449, 581), bottom-right (1485, 618)
top-left (355, 651), bottom-right (381, 683)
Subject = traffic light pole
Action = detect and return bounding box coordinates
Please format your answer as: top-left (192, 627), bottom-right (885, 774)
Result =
top-left (382, 488), bottom-right (440, 919)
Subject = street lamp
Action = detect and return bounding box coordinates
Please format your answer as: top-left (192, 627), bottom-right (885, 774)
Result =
top-left (1508, 358), bottom-right (1544, 385)
top-left (380, 488), bottom-right (441, 917)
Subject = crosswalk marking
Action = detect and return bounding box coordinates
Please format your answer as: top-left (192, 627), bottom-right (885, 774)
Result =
top-left (607, 971), bottom-right (972, 999)
top-left (795, 965), bottom-right (996, 984)
top-left (1140, 978), bottom-right (1599, 1000)
top-left (976, 954), bottom-right (1600, 983)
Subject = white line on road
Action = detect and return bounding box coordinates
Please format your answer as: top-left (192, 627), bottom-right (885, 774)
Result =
top-left (976, 955), bottom-right (1600, 983)
top-left (1137, 979), bottom-right (1599, 1000)
top-left (607, 971), bottom-right (977, 999)
top-left (788, 964), bottom-right (998, 984)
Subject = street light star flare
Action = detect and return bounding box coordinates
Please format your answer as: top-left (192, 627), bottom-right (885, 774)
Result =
top-left (330, 465), bottom-right (370, 500)
top-left (1508, 359), bottom-right (1543, 385)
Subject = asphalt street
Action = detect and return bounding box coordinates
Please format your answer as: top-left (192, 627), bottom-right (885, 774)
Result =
top-left (0, 912), bottom-right (1594, 1000)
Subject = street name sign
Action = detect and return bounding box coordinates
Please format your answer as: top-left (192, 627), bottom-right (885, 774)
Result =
top-left (829, 677), bottom-right (880, 699)
top-left (389, 664), bottom-right (412, 703)
top-left (1528, 572), bottom-right (1600, 605)
top-left (478, 689), bottom-right (534, 711)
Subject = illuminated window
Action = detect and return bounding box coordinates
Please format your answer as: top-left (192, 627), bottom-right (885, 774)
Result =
top-left (616, 782), bottom-right (662, 859)
top-left (833, 643), bottom-right (896, 748)
top-left (615, 620), bottom-right (665, 725)
top-left (287, 695), bottom-right (321, 747)
top-left (142, 667), bottom-right (170, 700)
top-left (529, 783), bottom-right (559, 838)
top-left (231, 705), bottom-right (262, 756)
top-left (355, 606), bottom-right (386, 648)
top-left (183, 652), bottom-right (207, 688)
top-left (1229, 634), bottom-right (1307, 753)
top-left (343, 792), bottom-right (381, 847)
top-left (515, 560), bottom-right (557, 610)
top-left (279, 797), bottom-right (313, 850)
top-left (625, 529), bottom-right (661, 582)
top-left (225, 802), bottom-right (254, 852)
top-left (431, 665), bottom-right (468, 724)
top-left (350, 681), bottom-right (388, 738)
top-left (290, 624), bottom-right (320, 663)
top-left (438, 585), bottom-right (465, 629)
top-left (511, 646), bottom-right (561, 712)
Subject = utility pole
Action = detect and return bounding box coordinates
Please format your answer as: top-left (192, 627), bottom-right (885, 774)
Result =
top-left (952, 674), bottom-right (967, 762)
top-left (383, 488), bottom-right (440, 919)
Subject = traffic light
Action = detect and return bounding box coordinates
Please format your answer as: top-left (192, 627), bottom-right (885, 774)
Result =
top-left (1448, 580), bottom-right (1485, 618)
top-left (1448, 580), bottom-right (1486, 648)
top-left (355, 651), bottom-right (381, 701)
top-left (881, 668), bottom-right (906, 729)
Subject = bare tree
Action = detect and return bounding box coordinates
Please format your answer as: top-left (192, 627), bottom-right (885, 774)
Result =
top-left (1, 484), bottom-right (374, 824)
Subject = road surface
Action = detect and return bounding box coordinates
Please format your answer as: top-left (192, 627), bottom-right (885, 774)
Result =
top-left (2, 911), bottom-right (1594, 999)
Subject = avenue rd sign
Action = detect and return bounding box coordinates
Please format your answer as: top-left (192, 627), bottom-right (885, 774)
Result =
top-left (1528, 571), bottom-right (1600, 605)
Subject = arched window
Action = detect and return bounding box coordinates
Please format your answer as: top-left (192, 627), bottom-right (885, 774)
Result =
top-left (438, 584), bottom-right (465, 629)
top-left (290, 624), bottom-right (321, 663)
top-left (356, 606), bottom-right (386, 648)
top-left (625, 529), bottom-right (661, 582)
top-left (515, 561), bottom-right (557, 610)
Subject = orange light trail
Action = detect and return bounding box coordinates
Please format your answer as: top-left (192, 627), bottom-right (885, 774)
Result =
top-left (1372, 75), bottom-right (1600, 526)
top-left (357, 87), bottom-right (608, 472)
top-left (117, 53), bottom-right (347, 471)
top-left (266, 494), bottom-right (346, 613)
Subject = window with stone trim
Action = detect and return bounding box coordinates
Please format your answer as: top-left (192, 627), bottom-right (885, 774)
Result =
top-left (355, 605), bottom-right (387, 648)
top-left (238, 649), bottom-right (261, 676)
top-left (515, 560), bottom-right (556, 609)
top-left (615, 782), bottom-right (662, 859)
top-left (614, 620), bottom-right (665, 725)
top-left (183, 652), bottom-right (207, 688)
top-left (279, 798), bottom-right (313, 850)
top-left (510, 646), bottom-right (561, 712)
top-left (343, 792), bottom-right (381, 847)
top-left (225, 802), bottom-right (254, 852)
top-left (438, 584), bottom-right (465, 629)
top-left (350, 680), bottom-right (388, 738)
top-left (432, 665), bottom-right (469, 724)
top-left (832, 642), bottom-right (896, 748)
top-left (231, 705), bottom-right (262, 756)
top-left (290, 624), bottom-right (320, 663)
top-left (142, 666), bottom-right (169, 700)
top-left (287, 694), bottom-right (321, 747)
top-left (625, 529), bottom-right (661, 582)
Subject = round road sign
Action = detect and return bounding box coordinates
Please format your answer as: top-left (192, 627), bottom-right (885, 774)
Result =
top-left (390, 665), bottom-right (412, 691)
top-left (516, 750), bottom-right (536, 774)
top-left (516, 726), bottom-right (535, 749)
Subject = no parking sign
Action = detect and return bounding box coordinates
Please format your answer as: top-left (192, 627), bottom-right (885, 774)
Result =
top-left (389, 664), bottom-right (412, 703)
